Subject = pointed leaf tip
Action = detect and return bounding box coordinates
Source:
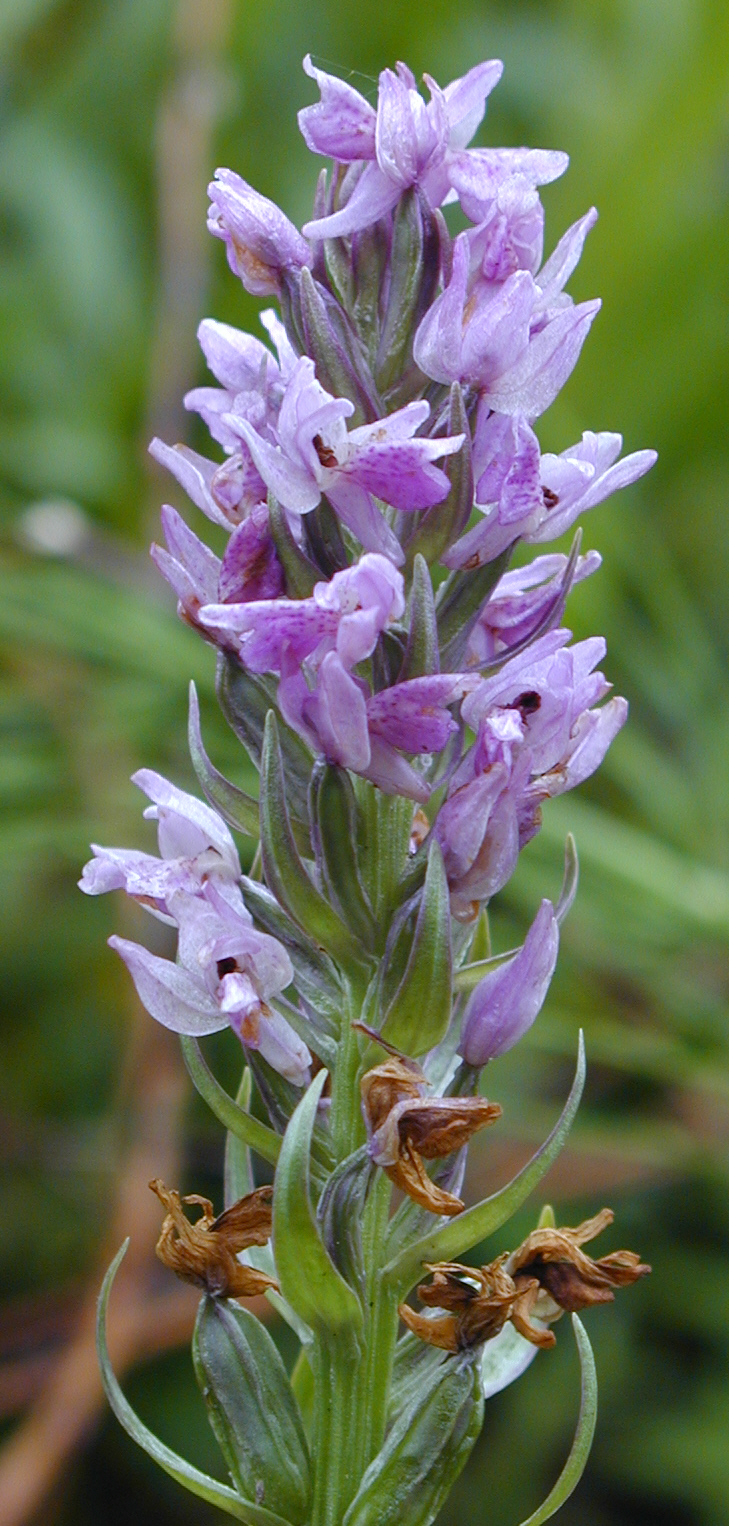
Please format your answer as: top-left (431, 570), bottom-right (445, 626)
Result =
top-left (515, 1314), bottom-right (597, 1525)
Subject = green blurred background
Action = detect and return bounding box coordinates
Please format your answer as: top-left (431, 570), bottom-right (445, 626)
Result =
top-left (0, 0), bottom-right (728, 1521)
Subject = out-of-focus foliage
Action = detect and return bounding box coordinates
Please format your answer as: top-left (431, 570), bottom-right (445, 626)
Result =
top-left (0, 1), bottom-right (727, 1522)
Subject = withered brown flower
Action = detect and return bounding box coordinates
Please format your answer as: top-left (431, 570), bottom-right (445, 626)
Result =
top-left (400, 1256), bottom-right (530, 1352)
top-left (400, 1206), bottom-right (650, 1352)
top-left (150, 1178), bottom-right (278, 1299)
top-left (506, 1207), bottom-right (651, 1327)
top-left (361, 1056), bottom-right (501, 1216)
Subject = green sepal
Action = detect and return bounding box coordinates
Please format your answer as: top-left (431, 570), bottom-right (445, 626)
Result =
top-left (96, 1243), bottom-right (289, 1526)
top-left (375, 189), bottom-right (438, 396)
top-left (404, 384), bottom-right (473, 568)
top-left (436, 546), bottom-right (513, 671)
top-left (384, 1032), bottom-right (586, 1290)
top-left (311, 763), bottom-right (377, 950)
top-left (193, 1296), bottom-right (312, 1525)
top-left (299, 267), bottom-right (378, 425)
top-left (273, 1070), bottom-right (364, 1340)
top-left (517, 1315), bottom-right (598, 1526)
top-left (380, 838), bottom-right (453, 1057)
top-left (188, 683), bottom-right (259, 838)
top-left (216, 651), bottom-right (312, 827)
top-left (342, 1353), bottom-right (484, 1526)
top-left (268, 490), bottom-right (319, 596)
top-left (260, 711), bottom-right (361, 964)
top-left (398, 554), bottom-right (439, 682)
top-left (180, 1036), bottom-right (281, 1166)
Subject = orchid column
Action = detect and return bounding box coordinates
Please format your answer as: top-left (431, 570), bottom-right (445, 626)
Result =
top-left (87, 53), bottom-right (652, 1526)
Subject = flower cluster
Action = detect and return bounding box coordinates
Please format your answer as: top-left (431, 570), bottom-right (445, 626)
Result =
top-left (90, 53), bottom-right (653, 1526)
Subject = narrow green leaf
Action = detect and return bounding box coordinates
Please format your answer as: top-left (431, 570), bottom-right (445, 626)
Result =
top-left (380, 838), bottom-right (453, 1057)
top-left (180, 1036), bottom-right (281, 1166)
top-left (398, 554), bottom-right (439, 681)
top-left (96, 1243), bottom-right (289, 1526)
top-left (516, 1315), bottom-right (598, 1526)
top-left (240, 875), bottom-right (343, 1035)
top-left (343, 1355), bottom-right (483, 1526)
top-left (374, 189), bottom-right (425, 394)
top-left (224, 1068), bottom-right (255, 1205)
top-left (383, 1033), bottom-right (586, 1290)
top-left (323, 236), bottom-right (355, 312)
top-left (404, 384), bottom-right (473, 568)
top-left (268, 492), bottom-right (319, 597)
top-left (188, 683), bottom-right (258, 837)
top-left (260, 712), bottom-right (360, 964)
top-left (454, 946), bottom-right (520, 993)
top-left (556, 833), bottom-right (579, 924)
top-left (299, 267), bottom-right (375, 425)
top-left (437, 548), bottom-right (513, 671)
top-left (312, 763), bottom-right (376, 950)
top-left (216, 652), bottom-right (312, 825)
top-left (273, 1070), bottom-right (364, 1339)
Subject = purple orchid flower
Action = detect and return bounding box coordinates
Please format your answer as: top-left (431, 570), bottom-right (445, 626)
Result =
top-left (226, 356), bottom-right (464, 561)
top-left (443, 409), bottom-right (656, 569)
top-left (529, 431), bottom-right (658, 543)
top-left (201, 553), bottom-right (477, 799)
top-left (207, 169), bottom-right (312, 296)
top-left (459, 899), bottom-right (559, 1064)
top-left (79, 771), bottom-right (241, 922)
top-left (201, 552), bottom-right (406, 673)
top-left (109, 883), bottom-right (310, 1086)
top-left (151, 502), bottom-right (284, 634)
top-left (435, 631), bottom-right (627, 913)
top-left (300, 56), bottom-right (504, 240)
top-left (149, 437), bottom-right (268, 530)
top-left (413, 224), bottom-right (600, 409)
top-left (150, 309), bottom-right (300, 531)
top-left (466, 549), bottom-right (602, 666)
top-left (462, 629), bottom-right (626, 779)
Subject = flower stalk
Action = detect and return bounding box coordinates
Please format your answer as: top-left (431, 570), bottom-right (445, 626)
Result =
top-left (89, 51), bottom-right (653, 1526)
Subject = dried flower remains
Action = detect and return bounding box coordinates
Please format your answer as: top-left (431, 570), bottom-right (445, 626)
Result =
top-left (150, 1179), bottom-right (278, 1299)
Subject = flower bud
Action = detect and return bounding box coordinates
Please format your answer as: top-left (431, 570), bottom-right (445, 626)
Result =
top-left (208, 169), bottom-right (311, 296)
top-left (459, 898), bottom-right (558, 1065)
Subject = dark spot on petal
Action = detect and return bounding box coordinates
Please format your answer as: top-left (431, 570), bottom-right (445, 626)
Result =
top-left (313, 433), bottom-right (339, 469)
top-left (542, 487), bottom-right (559, 510)
top-left (216, 956), bottom-right (238, 978)
top-left (514, 690), bottom-right (541, 717)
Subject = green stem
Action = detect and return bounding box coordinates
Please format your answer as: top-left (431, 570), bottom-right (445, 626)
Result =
top-left (358, 1178), bottom-right (399, 1470)
top-left (310, 1336), bottom-right (364, 1526)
